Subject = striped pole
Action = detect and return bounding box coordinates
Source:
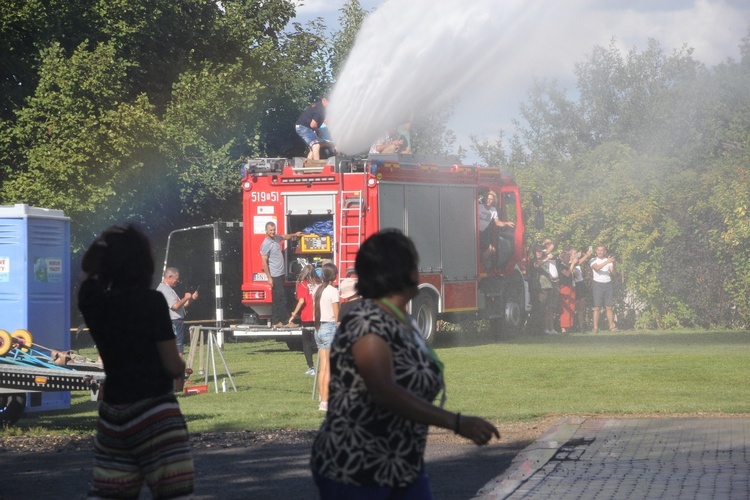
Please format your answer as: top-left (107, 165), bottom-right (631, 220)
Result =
top-left (213, 222), bottom-right (223, 346)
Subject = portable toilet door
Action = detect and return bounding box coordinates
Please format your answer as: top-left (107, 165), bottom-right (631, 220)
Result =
top-left (0, 204), bottom-right (71, 412)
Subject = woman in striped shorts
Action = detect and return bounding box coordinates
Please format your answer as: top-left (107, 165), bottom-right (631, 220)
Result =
top-left (78, 224), bottom-right (194, 499)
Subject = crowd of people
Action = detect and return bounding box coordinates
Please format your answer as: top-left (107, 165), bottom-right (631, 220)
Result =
top-left (79, 225), bottom-right (496, 498)
top-left (529, 239), bottom-right (618, 334)
top-left (72, 96), bottom-right (629, 498)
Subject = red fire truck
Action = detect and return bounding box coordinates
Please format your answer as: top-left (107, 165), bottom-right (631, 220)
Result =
top-left (235, 153), bottom-right (541, 343)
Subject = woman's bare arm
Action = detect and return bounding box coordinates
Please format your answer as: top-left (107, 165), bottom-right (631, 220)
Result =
top-left (351, 333), bottom-right (498, 445)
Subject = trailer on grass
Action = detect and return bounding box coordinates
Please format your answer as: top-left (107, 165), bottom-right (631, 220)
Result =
top-left (0, 330), bottom-right (104, 426)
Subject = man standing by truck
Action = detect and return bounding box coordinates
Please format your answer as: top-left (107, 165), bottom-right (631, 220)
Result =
top-left (261, 221), bottom-right (302, 327)
top-left (157, 267), bottom-right (198, 391)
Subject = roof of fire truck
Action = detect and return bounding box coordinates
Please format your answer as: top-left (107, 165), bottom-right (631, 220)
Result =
top-left (241, 154), bottom-right (517, 186)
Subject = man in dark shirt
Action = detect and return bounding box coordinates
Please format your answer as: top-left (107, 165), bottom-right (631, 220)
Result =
top-left (295, 97), bottom-right (329, 160)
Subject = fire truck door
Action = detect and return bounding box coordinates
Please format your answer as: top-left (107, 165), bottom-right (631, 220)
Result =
top-left (439, 185), bottom-right (477, 281)
top-left (378, 184), bottom-right (405, 232)
top-left (498, 186), bottom-right (522, 262)
top-left (378, 182), bottom-right (477, 279)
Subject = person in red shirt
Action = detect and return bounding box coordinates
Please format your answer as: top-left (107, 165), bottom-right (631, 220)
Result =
top-left (290, 264), bottom-right (321, 375)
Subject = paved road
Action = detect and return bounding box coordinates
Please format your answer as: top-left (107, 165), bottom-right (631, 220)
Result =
top-left (7, 417), bottom-right (750, 499)
top-left (477, 417), bottom-right (750, 499)
top-left (4, 434), bottom-right (528, 499)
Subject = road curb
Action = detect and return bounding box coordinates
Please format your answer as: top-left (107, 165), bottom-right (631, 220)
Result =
top-left (473, 416), bottom-right (586, 499)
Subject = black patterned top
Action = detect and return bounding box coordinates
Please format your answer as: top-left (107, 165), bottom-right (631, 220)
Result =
top-left (310, 299), bottom-right (443, 487)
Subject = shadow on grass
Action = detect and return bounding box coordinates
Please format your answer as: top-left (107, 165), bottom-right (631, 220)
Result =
top-left (14, 410), bottom-right (98, 432)
top-left (434, 326), bottom-right (750, 349)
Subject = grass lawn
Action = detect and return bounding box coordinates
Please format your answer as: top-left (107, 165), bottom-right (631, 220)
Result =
top-left (4, 328), bottom-right (750, 436)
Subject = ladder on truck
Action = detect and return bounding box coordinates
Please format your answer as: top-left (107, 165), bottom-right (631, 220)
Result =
top-left (338, 189), bottom-right (364, 274)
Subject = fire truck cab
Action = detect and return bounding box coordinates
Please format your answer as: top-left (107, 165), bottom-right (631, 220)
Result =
top-left (239, 154), bottom-right (536, 343)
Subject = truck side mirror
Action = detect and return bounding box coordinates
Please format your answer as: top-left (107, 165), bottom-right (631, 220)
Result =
top-left (535, 210), bottom-right (545, 230)
top-left (531, 192), bottom-right (543, 208)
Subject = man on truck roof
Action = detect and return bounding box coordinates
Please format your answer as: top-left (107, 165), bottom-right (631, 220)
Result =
top-left (295, 97), bottom-right (329, 160)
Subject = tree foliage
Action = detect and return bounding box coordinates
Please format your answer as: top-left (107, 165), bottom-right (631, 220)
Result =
top-left (0, 0), bottom-right (321, 250)
top-left (496, 26), bottom-right (750, 329)
top-left (330, 0), bottom-right (369, 79)
top-left (1, 1), bottom-right (747, 330)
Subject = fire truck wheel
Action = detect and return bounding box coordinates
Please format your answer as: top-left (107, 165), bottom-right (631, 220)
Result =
top-left (0, 393), bottom-right (26, 425)
top-left (11, 329), bottom-right (33, 350)
top-left (0, 330), bottom-right (12, 356)
top-left (501, 280), bottom-right (526, 337)
top-left (411, 293), bottom-right (437, 344)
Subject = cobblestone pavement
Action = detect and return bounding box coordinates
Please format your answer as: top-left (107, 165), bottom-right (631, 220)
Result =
top-left (477, 417), bottom-right (750, 499)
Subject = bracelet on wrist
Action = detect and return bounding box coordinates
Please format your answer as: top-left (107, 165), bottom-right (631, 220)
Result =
top-left (454, 412), bottom-right (461, 434)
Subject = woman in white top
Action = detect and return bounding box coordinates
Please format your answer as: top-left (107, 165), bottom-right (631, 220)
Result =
top-left (590, 245), bottom-right (617, 332)
top-left (313, 262), bottom-right (339, 411)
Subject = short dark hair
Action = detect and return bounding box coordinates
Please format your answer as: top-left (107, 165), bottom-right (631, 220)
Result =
top-left (82, 224), bottom-right (154, 290)
top-left (355, 230), bottom-right (419, 299)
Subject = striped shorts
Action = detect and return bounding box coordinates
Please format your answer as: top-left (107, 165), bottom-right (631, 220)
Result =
top-left (89, 393), bottom-right (194, 499)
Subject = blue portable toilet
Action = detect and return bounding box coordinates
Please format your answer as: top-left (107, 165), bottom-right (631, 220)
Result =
top-left (0, 204), bottom-right (71, 412)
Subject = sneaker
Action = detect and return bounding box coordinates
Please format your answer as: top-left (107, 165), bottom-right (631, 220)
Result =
top-left (545, 329), bottom-right (560, 335)
top-left (318, 402), bottom-right (328, 411)
top-left (305, 367), bottom-right (315, 376)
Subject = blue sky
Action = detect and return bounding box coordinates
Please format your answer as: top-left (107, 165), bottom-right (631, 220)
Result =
top-left (294, 1), bottom-right (750, 161)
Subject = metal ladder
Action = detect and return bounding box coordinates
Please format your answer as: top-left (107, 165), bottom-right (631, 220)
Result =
top-left (338, 188), bottom-right (364, 274)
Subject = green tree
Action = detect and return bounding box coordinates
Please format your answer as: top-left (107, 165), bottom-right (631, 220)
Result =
top-left (330, 0), bottom-right (369, 78)
top-left (1, 0), bottom-right (328, 245)
top-left (163, 60), bottom-right (263, 220)
top-left (511, 29), bottom-right (750, 328)
top-left (469, 131), bottom-right (508, 168)
top-left (0, 0), bottom-right (96, 119)
top-left (1, 42), bottom-right (165, 248)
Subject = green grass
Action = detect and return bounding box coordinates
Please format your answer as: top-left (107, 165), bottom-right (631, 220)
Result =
top-left (5, 329), bottom-right (750, 436)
